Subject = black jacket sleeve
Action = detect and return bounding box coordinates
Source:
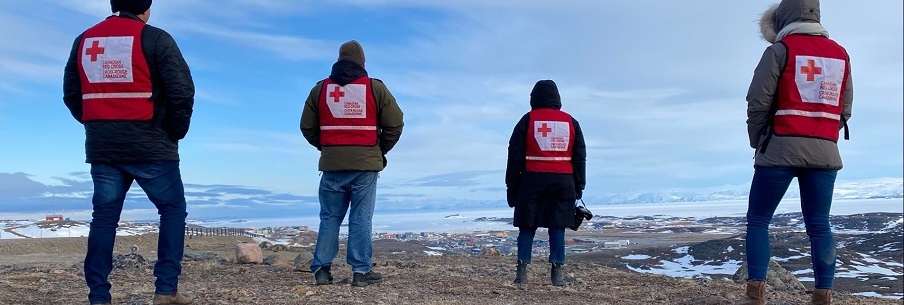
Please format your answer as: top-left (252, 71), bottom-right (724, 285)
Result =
top-left (63, 34), bottom-right (85, 123)
top-left (571, 118), bottom-right (587, 192)
top-left (146, 26), bottom-right (194, 141)
top-left (505, 113), bottom-right (530, 189)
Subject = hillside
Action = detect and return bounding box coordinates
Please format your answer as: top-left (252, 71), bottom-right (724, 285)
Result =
top-left (590, 178), bottom-right (904, 204)
top-left (0, 234), bottom-right (899, 305)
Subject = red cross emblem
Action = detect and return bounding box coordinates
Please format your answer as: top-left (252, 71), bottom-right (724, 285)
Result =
top-left (85, 40), bottom-right (105, 62)
top-left (800, 59), bottom-right (822, 82)
top-left (537, 123), bottom-right (553, 137)
top-left (328, 86), bottom-right (345, 103)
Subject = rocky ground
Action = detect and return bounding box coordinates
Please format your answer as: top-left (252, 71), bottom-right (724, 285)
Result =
top-left (0, 234), bottom-right (899, 305)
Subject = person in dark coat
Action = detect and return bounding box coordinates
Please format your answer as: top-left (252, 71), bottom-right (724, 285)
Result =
top-left (505, 80), bottom-right (587, 286)
top-left (62, 0), bottom-right (195, 304)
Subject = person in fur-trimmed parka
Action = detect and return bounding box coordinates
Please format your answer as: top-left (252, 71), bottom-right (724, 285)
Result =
top-left (739, 0), bottom-right (853, 304)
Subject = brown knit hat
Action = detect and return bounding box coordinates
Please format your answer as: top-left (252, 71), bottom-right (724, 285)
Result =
top-left (338, 40), bottom-right (365, 66)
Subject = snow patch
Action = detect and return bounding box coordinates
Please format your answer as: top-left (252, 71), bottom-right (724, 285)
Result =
top-left (852, 291), bottom-right (904, 300)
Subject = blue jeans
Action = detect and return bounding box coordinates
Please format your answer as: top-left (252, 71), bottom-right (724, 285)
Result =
top-left (745, 166), bottom-right (837, 289)
top-left (310, 171), bottom-right (378, 274)
top-left (517, 227), bottom-right (565, 264)
top-left (85, 162), bottom-right (187, 304)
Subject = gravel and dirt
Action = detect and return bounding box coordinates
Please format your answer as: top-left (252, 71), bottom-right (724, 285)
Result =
top-left (0, 234), bottom-right (899, 305)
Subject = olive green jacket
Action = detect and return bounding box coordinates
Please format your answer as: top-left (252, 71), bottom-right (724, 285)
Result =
top-left (300, 78), bottom-right (404, 171)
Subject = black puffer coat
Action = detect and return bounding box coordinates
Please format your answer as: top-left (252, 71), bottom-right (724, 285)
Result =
top-left (63, 13), bottom-right (194, 163)
top-left (506, 80), bottom-right (587, 229)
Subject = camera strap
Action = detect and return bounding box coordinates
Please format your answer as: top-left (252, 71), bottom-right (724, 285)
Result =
top-left (577, 199), bottom-right (586, 208)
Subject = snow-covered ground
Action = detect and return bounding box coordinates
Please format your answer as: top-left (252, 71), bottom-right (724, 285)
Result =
top-left (1, 220), bottom-right (157, 239)
top-left (3, 198), bottom-right (901, 236)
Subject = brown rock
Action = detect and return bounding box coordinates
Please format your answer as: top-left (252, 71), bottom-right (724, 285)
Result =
top-left (732, 259), bottom-right (806, 292)
top-left (479, 247), bottom-right (500, 256)
top-left (263, 253), bottom-right (284, 266)
top-left (294, 251), bottom-right (314, 271)
top-left (235, 243), bottom-right (263, 264)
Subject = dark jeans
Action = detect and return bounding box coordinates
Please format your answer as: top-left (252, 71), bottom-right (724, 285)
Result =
top-left (745, 166), bottom-right (837, 289)
top-left (85, 162), bottom-right (187, 304)
top-left (517, 227), bottom-right (565, 265)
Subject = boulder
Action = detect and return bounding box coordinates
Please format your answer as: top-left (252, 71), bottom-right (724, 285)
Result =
top-left (732, 259), bottom-right (806, 292)
top-left (113, 252), bottom-right (149, 270)
top-left (270, 244), bottom-right (289, 252)
top-left (294, 251), bottom-right (314, 272)
top-left (479, 247), bottom-right (500, 256)
top-left (235, 243), bottom-right (263, 264)
top-left (263, 253), bottom-right (284, 266)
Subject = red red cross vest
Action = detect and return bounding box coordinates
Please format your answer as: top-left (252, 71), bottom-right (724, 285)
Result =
top-left (525, 109), bottom-right (575, 174)
top-left (318, 77), bottom-right (378, 146)
top-left (77, 16), bottom-right (154, 121)
top-left (773, 34), bottom-right (849, 142)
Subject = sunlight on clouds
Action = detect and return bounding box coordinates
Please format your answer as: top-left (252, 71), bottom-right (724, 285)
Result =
top-left (0, 0), bottom-right (899, 209)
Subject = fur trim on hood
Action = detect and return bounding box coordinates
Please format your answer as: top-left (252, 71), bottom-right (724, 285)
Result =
top-left (761, 0), bottom-right (822, 43)
top-left (759, 4), bottom-right (780, 43)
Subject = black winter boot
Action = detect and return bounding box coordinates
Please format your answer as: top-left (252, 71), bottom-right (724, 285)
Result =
top-left (550, 263), bottom-right (564, 286)
top-left (514, 261), bottom-right (528, 284)
top-left (314, 268), bottom-right (333, 285)
top-left (352, 270), bottom-right (382, 287)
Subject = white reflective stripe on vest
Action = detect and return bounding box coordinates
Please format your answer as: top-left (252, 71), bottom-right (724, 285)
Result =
top-left (320, 126), bottom-right (378, 131)
top-left (525, 156), bottom-right (572, 161)
top-left (82, 92), bottom-right (153, 99)
top-left (775, 109), bottom-right (840, 120)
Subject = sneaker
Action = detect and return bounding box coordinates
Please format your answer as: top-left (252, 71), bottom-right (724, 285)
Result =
top-left (152, 291), bottom-right (194, 305)
top-left (351, 270), bottom-right (382, 287)
top-left (314, 268), bottom-right (334, 285)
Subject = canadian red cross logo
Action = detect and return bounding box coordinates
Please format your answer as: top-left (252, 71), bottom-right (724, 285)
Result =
top-left (328, 86), bottom-right (345, 103)
top-left (800, 59), bottom-right (822, 82)
top-left (85, 40), bottom-right (105, 62)
top-left (537, 123), bottom-right (553, 137)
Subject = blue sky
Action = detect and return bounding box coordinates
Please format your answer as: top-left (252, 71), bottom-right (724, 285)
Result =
top-left (0, 0), bottom-right (901, 219)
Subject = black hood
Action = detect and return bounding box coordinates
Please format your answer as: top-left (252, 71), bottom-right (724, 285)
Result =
top-left (329, 60), bottom-right (368, 86)
top-left (529, 80), bottom-right (562, 110)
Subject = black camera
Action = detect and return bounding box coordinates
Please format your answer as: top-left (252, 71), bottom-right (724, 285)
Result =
top-left (569, 203), bottom-right (593, 231)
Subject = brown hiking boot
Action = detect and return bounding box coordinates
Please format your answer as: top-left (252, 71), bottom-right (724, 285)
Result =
top-left (811, 289), bottom-right (832, 305)
top-left (734, 281), bottom-right (765, 305)
top-left (152, 292), bottom-right (194, 305)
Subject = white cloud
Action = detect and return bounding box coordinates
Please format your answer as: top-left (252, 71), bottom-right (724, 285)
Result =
top-left (0, 0), bottom-right (899, 206)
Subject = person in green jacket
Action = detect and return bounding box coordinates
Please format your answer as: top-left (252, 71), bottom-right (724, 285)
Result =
top-left (300, 40), bottom-right (404, 287)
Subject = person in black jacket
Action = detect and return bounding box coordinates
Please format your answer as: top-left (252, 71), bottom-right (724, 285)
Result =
top-left (62, 0), bottom-right (194, 304)
top-left (506, 80), bottom-right (587, 286)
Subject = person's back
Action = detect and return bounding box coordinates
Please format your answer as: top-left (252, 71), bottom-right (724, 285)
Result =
top-left (300, 40), bottom-right (404, 287)
top-left (505, 80), bottom-right (587, 286)
top-left (739, 0), bottom-right (853, 304)
top-left (62, 0), bottom-right (195, 304)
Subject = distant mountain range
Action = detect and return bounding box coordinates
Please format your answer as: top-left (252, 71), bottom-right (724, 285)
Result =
top-left (589, 177), bottom-right (903, 205)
